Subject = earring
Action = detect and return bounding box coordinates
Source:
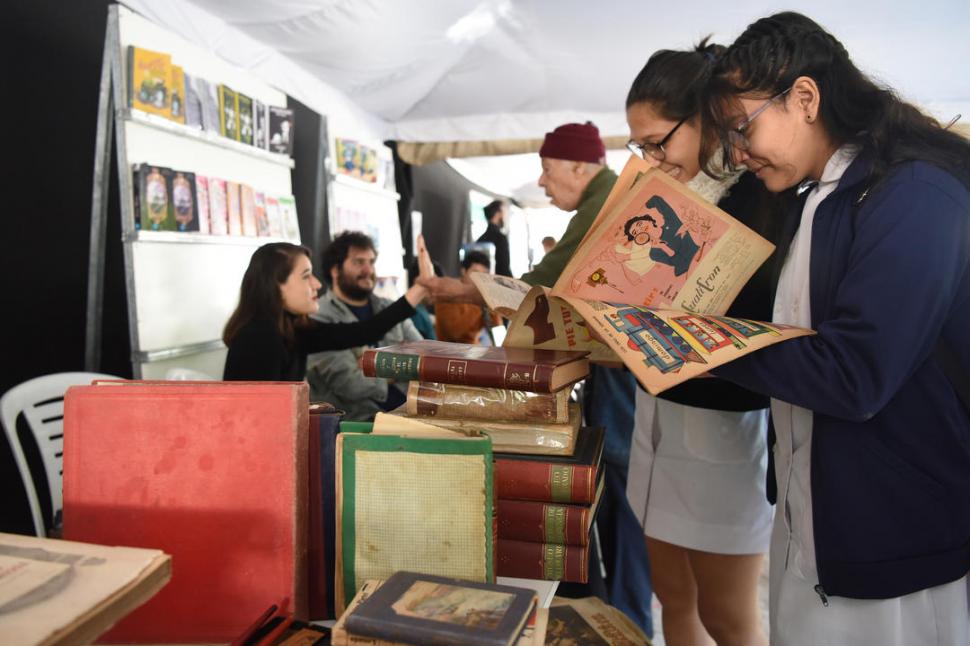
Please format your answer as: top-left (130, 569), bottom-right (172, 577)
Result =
top-left (807, 115), bottom-right (815, 123)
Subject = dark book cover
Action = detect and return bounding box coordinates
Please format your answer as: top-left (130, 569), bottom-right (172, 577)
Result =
top-left (218, 85), bottom-right (238, 140)
top-left (360, 340), bottom-right (589, 393)
top-left (132, 164), bottom-right (143, 230)
top-left (497, 476), bottom-right (603, 546)
top-left (494, 426), bottom-right (605, 504)
top-left (253, 100), bottom-right (268, 150)
top-left (171, 170), bottom-right (199, 232)
top-left (137, 164), bottom-right (177, 231)
top-left (268, 106), bottom-right (294, 156)
top-left (236, 92), bottom-right (254, 145)
top-left (183, 73), bottom-right (203, 129)
top-left (345, 571), bottom-right (536, 646)
top-left (308, 403), bottom-right (342, 620)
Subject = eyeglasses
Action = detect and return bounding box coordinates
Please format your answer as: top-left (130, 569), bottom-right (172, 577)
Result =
top-left (727, 88), bottom-right (791, 151)
top-left (626, 117), bottom-right (688, 161)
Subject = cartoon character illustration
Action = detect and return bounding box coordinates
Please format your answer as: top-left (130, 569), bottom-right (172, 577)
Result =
top-left (625, 194), bottom-right (700, 277)
top-left (607, 306), bottom-right (706, 373)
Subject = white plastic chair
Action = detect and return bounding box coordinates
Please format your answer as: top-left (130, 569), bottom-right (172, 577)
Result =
top-left (1, 372), bottom-right (118, 536)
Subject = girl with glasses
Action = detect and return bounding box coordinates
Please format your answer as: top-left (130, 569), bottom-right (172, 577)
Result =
top-left (704, 12), bottom-right (970, 645)
top-left (624, 39), bottom-right (788, 646)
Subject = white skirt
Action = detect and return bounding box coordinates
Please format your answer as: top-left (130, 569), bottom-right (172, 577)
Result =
top-left (626, 387), bottom-right (773, 554)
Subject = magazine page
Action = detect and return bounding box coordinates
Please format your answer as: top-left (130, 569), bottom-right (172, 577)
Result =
top-left (564, 298), bottom-right (814, 395)
top-left (552, 168), bottom-right (774, 316)
top-left (504, 286), bottom-right (619, 364)
top-left (468, 272), bottom-right (533, 318)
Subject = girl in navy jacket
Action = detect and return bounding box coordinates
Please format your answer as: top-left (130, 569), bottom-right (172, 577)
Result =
top-left (703, 11), bottom-right (970, 645)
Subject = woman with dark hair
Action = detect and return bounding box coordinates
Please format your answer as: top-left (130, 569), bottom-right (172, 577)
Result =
top-left (624, 38), bottom-right (785, 646)
top-left (703, 12), bottom-right (969, 644)
top-left (223, 242), bottom-right (427, 381)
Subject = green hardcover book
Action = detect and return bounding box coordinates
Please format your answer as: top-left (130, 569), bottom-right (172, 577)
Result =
top-left (335, 432), bottom-right (494, 615)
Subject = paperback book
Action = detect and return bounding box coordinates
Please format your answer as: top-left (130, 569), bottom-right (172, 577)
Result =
top-left (236, 92), bottom-right (254, 145)
top-left (168, 64), bottom-right (186, 124)
top-left (218, 85), bottom-right (238, 140)
top-left (269, 105), bottom-right (295, 156)
top-left (207, 177), bottom-right (229, 235)
top-left (171, 170), bottom-right (198, 232)
top-left (127, 46), bottom-right (171, 117)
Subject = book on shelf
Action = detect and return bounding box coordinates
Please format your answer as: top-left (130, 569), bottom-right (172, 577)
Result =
top-left (269, 105), bottom-right (295, 156)
top-left (497, 475), bottom-right (604, 547)
top-left (547, 596), bottom-right (649, 645)
top-left (253, 100), bottom-right (269, 150)
top-left (240, 183), bottom-right (258, 236)
top-left (360, 340), bottom-right (589, 394)
top-left (334, 432), bottom-right (495, 614)
top-left (496, 539), bottom-right (589, 584)
top-left (360, 145), bottom-right (378, 183)
top-left (199, 77), bottom-right (222, 134)
top-left (265, 195), bottom-right (284, 237)
top-left (218, 84), bottom-right (238, 140)
top-left (336, 138), bottom-right (359, 177)
top-left (345, 571), bottom-right (537, 646)
top-left (405, 381), bottom-right (572, 424)
top-left (62, 380), bottom-right (310, 642)
top-left (172, 170), bottom-right (199, 232)
top-left (237, 91), bottom-right (254, 145)
top-left (134, 164), bottom-right (177, 231)
top-left (127, 45), bottom-right (171, 117)
top-left (168, 64), bottom-right (186, 124)
top-left (183, 73), bottom-right (204, 129)
top-left (208, 176), bottom-right (229, 235)
top-left (278, 194), bottom-right (300, 241)
top-left (0, 532), bottom-right (171, 646)
top-left (333, 580), bottom-right (548, 646)
top-left (195, 174), bottom-right (211, 234)
top-left (494, 426), bottom-right (605, 505)
top-left (226, 180), bottom-right (243, 236)
top-left (381, 403), bottom-right (581, 456)
top-left (254, 190), bottom-right (271, 237)
top-left (474, 155), bottom-right (813, 395)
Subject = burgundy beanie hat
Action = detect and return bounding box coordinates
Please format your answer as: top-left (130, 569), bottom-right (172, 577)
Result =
top-left (538, 121), bottom-right (606, 164)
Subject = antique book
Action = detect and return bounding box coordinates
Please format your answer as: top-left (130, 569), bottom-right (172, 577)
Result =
top-left (207, 177), bottom-right (229, 235)
top-left (381, 404), bottom-right (580, 456)
top-left (127, 45), bottom-right (171, 117)
top-left (168, 64), bottom-right (186, 124)
top-left (195, 174), bottom-right (211, 234)
top-left (546, 596), bottom-right (649, 645)
top-left (345, 572), bottom-right (537, 646)
top-left (236, 91), bottom-right (254, 145)
top-left (0, 533), bottom-right (170, 646)
top-left (62, 381), bottom-right (309, 642)
top-left (308, 403), bottom-right (343, 621)
top-left (335, 433), bottom-right (494, 614)
top-left (171, 170), bottom-right (199, 232)
top-left (496, 539), bottom-right (589, 584)
top-left (218, 84), bottom-right (238, 139)
top-left (405, 381), bottom-right (570, 424)
top-left (360, 340), bottom-right (589, 393)
top-left (269, 105), bottom-right (295, 156)
top-left (494, 426), bottom-right (604, 504)
top-left (497, 476), bottom-right (604, 547)
top-left (226, 180), bottom-right (243, 236)
top-left (240, 183), bottom-right (258, 236)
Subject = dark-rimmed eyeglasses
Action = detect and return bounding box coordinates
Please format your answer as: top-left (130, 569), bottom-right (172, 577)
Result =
top-left (727, 88), bottom-right (792, 151)
top-left (626, 117), bottom-right (688, 161)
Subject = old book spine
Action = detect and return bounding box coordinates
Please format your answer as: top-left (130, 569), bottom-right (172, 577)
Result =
top-left (496, 539), bottom-right (588, 583)
top-left (361, 350), bottom-right (557, 392)
top-left (494, 459), bottom-right (596, 504)
top-left (497, 499), bottom-right (590, 546)
top-left (407, 382), bottom-right (567, 423)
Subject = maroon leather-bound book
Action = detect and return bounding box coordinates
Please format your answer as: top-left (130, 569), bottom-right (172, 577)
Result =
top-left (497, 476), bottom-right (603, 546)
top-left (62, 380), bottom-right (309, 642)
top-left (494, 426), bottom-right (604, 504)
top-left (360, 340), bottom-right (589, 393)
top-left (496, 538), bottom-right (589, 583)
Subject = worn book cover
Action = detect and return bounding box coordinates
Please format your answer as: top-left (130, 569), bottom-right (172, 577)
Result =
top-left (171, 170), bottom-right (199, 232)
top-left (127, 46), bottom-right (171, 117)
top-left (269, 105), bottom-right (295, 155)
top-left (207, 177), bottom-right (229, 235)
top-left (62, 381), bottom-right (309, 642)
top-left (168, 64), bottom-right (186, 124)
top-left (309, 403), bottom-right (343, 620)
top-left (335, 433), bottom-right (494, 615)
top-left (497, 476), bottom-right (604, 546)
top-left (406, 381), bottom-right (570, 423)
top-left (218, 84), bottom-right (238, 140)
top-left (236, 92), bottom-right (254, 145)
top-left (494, 426), bottom-right (605, 504)
top-left (345, 572), bottom-right (537, 646)
top-left (360, 340), bottom-right (589, 393)
top-left (226, 180), bottom-right (243, 236)
top-left (546, 596), bottom-right (649, 645)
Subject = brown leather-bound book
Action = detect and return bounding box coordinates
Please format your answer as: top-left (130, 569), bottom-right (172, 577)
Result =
top-left (496, 539), bottom-right (589, 583)
top-left (497, 477), bottom-right (604, 546)
top-left (360, 340), bottom-right (588, 393)
top-left (494, 427), bottom-right (604, 504)
top-left (406, 381), bottom-right (571, 423)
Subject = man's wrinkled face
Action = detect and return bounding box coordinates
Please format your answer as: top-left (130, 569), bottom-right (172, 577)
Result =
top-left (538, 158), bottom-right (585, 212)
top-left (335, 245), bottom-right (376, 300)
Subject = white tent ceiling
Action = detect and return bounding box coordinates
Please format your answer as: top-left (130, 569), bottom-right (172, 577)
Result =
top-left (124, 0), bottom-right (969, 145)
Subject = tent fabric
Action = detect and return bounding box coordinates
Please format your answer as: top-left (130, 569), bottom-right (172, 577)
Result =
top-left (121, 0), bottom-right (969, 146)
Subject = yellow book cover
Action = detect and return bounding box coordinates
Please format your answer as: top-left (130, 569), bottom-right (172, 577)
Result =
top-left (168, 64), bottom-right (186, 124)
top-left (128, 46), bottom-right (171, 117)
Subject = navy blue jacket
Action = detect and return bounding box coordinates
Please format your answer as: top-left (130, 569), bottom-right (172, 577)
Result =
top-left (715, 155), bottom-right (970, 600)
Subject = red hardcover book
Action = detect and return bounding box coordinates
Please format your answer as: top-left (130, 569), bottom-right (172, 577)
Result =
top-left (62, 381), bottom-right (309, 642)
top-left (496, 538), bottom-right (589, 583)
top-left (360, 340), bottom-right (589, 393)
top-left (497, 476), bottom-right (603, 546)
top-left (494, 426), bottom-right (604, 504)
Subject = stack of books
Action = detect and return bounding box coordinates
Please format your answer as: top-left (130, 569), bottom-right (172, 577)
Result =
top-left (361, 339), bottom-right (601, 583)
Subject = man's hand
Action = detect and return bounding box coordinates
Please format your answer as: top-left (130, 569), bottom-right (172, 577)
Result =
top-left (417, 276), bottom-right (485, 306)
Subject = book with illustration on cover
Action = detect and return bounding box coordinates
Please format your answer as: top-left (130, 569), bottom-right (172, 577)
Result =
top-left (336, 138), bottom-right (359, 176)
top-left (171, 170), bottom-right (198, 232)
top-left (269, 106), bottom-right (295, 156)
top-left (195, 174), bottom-right (210, 234)
top-left (218, 85), bottom-right (238, 140)
top-left (335, 433), bottom-right (494, 615)
top-left (136, 164), bottom-right (176, 231)
top-left (546, 596), bottom-right (648, 645)
top-left (360, 145), bottom-right (378, 183)
top-left (278, 195), bottom-right (301, 241)
top-left (207, 177), bottom-right (229, 235)
top-left (406, 381), bottom-right (571, 424)
top-left (127, 46), bottom-right (171, 117)
top-left (253, 100), bottom-right (269, 149)
top-left (497, 477), bottom-right (604, 547)
top-left (254, 191), bottom-right (271, 237)
top-left (360, 340), bottom-right (589, 393)
top-left (168, 64), bottom-right (186, 124)
top-left (265, 195), bottom-right (283, 237)
top-left (345, 572), bottom-right (537, 646)
top-left (226, 181), bottom-right (243, 236)
top-left (236, 92), bottom-right (254, 145)
top-left (494, 426), bottom-right (604, 505)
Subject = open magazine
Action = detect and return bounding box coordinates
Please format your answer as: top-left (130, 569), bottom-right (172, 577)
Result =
top-left (471, 156), bottom-right (814, 395)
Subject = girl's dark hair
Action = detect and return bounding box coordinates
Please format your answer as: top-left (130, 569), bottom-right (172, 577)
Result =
top-left (626, 37), bottom-right (724, 121)
top-left (223, 242), bottom-right (312, 347)
top-left (704, 11), bottom-right (970, 187)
